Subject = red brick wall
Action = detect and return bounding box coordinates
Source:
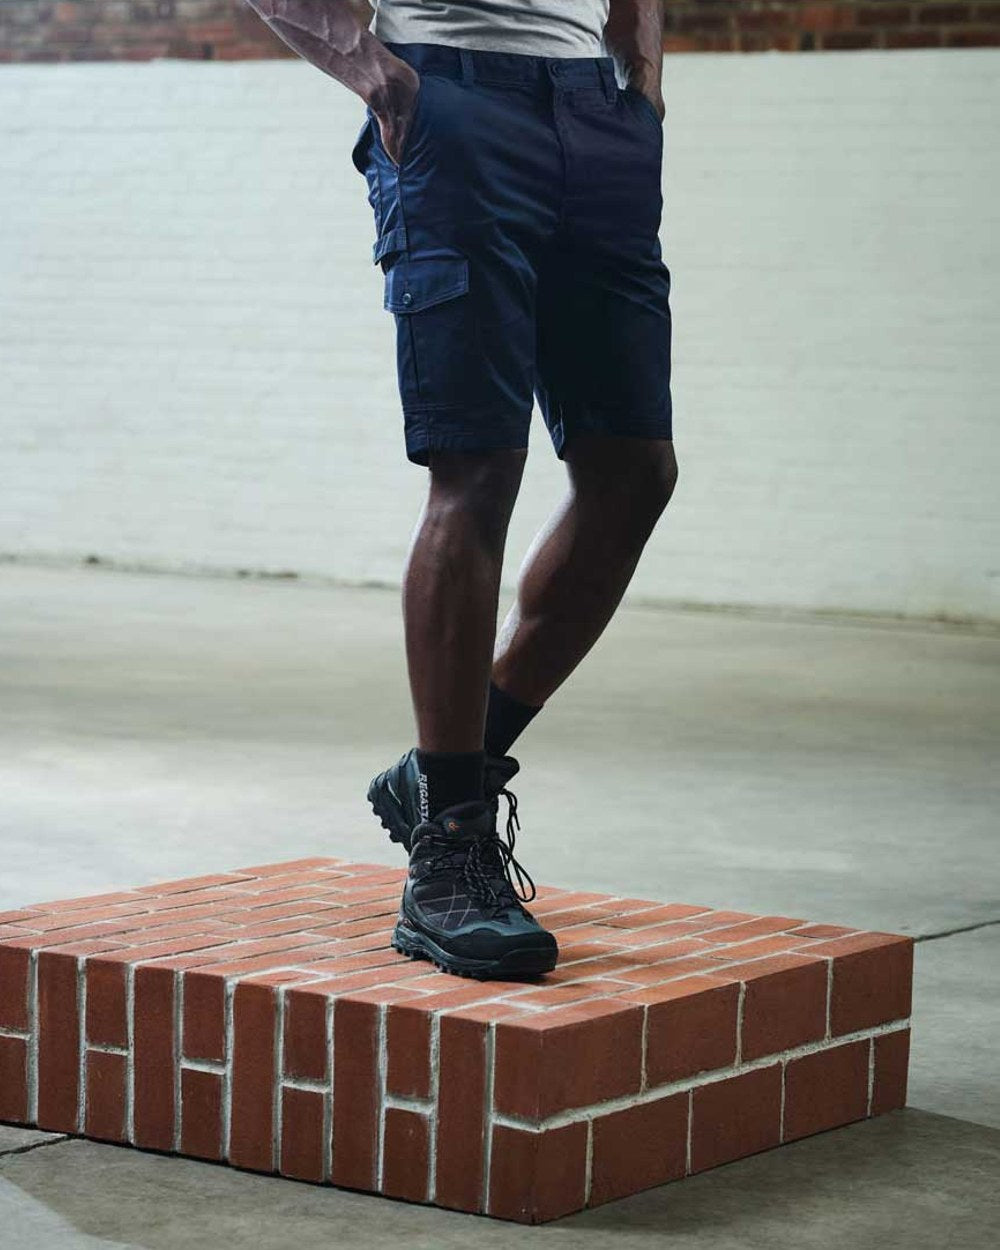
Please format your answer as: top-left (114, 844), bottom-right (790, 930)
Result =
top-left (1, 1), bottom-right (998, 64)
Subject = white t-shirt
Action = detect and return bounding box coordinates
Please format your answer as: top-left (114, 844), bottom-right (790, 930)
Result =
top-left (371, 1), bottom-right (610, 58)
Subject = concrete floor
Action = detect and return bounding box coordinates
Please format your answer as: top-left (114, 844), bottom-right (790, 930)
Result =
top-left (1, 564), bottom-right (998, 1246)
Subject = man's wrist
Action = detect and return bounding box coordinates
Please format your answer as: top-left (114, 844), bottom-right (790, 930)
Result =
top-left (364, 63), bottom-right (419, 115)
top-left (353, 42), bottom-right (419, 110)
top-left (626, 66), bottom-right (664, 118)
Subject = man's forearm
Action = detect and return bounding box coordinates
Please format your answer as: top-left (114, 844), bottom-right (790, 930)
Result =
top-left (604, 0), bottom-right (665, 116)
top-left (241, 0), bottom-right (408, 109)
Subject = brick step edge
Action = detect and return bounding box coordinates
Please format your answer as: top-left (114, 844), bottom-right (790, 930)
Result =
top-left (0, 982), bottom-right (910, 1223)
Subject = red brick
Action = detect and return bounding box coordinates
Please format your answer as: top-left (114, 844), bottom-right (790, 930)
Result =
top-left (20, 906), bottom-right (137, 935)
top-left (488, 1122), bottom-right (588, 1224)
top-left (872, 1028), bottom-right (910, 1114)
top-left (801, 2), bottom-right (858, 32)
top-left (810, 934), bottom-right (913, 1034)
top-left (589, 1093), bottom-right (688, 1207)
top-left (645, 978), bottom-right (741, 1086)
top-left (435, 1010), bottom-right (488, 1212)
top-left (530, 891), bottom-right (610, 915)
top-left (787, 924), bottom-right (858, 940)
top-left (918, 3), bottom-right (971, 21)
top-left (281, 964), bottom-right (426, 996)
top-left (822, 29), bottom-right (880, 47)
top-left (24, 891), bottom-right (143, 914)
top-left (403, 979), bottom-right (516, 1013)
top-left (708, 935), bottom-right (805, 962)
top-left (233, 856), bottom-right (345, 876)
top-left (494, 999), bottom-right (643, 1120)
top-left (546, 952), bottom-right (633, 981)
top-left (94, 934), bottom-right (232, 965)
top-left (944, 27), bottom-right (1000, 44)
top-left (230, 981), bottom-right (276, 1172)
top-left (145, 871), bottom-right (255, 895)
top-left (440, 1002), bottom-right (531, 1028)
top-left (857, 4), bottom-right (913, 26)
top-left (181, 1068), bottom-right (223, 1161)
top-left (184, 945), bottom-right (335, 979)
top-left (615, 911), bottom-right (756, 947)
top-left (619, 937), bottom-right (715, 964)
top-left (182, 970), bottom-right (226, 1062)
top-left (36, 949), bottom-right (80, 1132)
top-left (289, 948), bottom-right (410, 979)
top-left (331, 985), bottom-right (424, 1007)
top-left (0, 909), bottom-right (44, 926)
top-left (381, 1107), bottom-right (429, 1202)
top-left (239, 971), bottom-right (315, 991)
top-left (233, 857), bottom-right (343, 877)
top-left (0, 945), bottom-right (30, 1031)
top-left (614, 954), bottom-right (723, 985)
top-left (507, 978), bottom-right (632, 1009)
top-left (386, 1003), bottom-right (431, 1098)
top-left (230, 913), bottom-right (355, 941)
top-left (330, 996), bottom-right (379, 1190)
top-left (690, 1065), bottom-right (783, 1172)
top-left (85, 1050), bottom-right (126, 1142)
top-left (0, 1035), bottom-right (28, 1123)
top-left (280, 1086), bottom-right (325, 1182)
top-left (784, 1039), bottom-right (869, 1141)
top-left (283, 987), bottom-right (328, 1081)
top-left (85, 958), bottom-right (127, 1048)
top-left (133, 964), bottom-right (175, 1150)
top-left (704, 916), bottom-right (804, 945)
top-left (734, 954), bottom-right (828, 1060)
top-left (886, 28), bottom-right (943, 44)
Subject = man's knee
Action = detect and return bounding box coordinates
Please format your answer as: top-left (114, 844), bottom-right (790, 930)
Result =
top-left (426, 447), bottom-right (528, 545)
top-left (569, 436), bottom-right (678, 525)
top-left (644, 441), bottom-right (678, 517)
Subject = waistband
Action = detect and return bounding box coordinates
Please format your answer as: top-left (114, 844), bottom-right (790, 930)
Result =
top-left (383, 41), bottom-right (619, 99)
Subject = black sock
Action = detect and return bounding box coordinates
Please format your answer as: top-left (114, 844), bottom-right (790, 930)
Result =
top-left (483, 679), bottom-right (543, 758)
top-left (414, 748), bottom-right (485, 821)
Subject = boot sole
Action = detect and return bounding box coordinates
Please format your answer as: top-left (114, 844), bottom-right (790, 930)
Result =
top-left (392, 919), bottom-right (557, 981)
top-left (366, 770), bottom-right (415, 851)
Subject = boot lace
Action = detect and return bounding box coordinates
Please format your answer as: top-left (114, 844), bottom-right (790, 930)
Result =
top-left (423, 786), bottom-right (536, 912)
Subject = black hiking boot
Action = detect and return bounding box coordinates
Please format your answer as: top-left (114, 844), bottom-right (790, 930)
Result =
top-left (391, 797), bottom-right (558, 980)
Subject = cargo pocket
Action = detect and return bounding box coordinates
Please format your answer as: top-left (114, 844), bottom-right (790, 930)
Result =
top-left (382, 247), bottom-right (470, 314)
top-left (380, 246), bottom-right (474, 410)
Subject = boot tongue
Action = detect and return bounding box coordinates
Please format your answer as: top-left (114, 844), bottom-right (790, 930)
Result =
top-left (484, 753), bottom-right (520, 798)
top-left (434, 799), bottom-right (494, 839)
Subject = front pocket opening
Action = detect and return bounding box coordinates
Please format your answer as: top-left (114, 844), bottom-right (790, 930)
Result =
top-left (624, 85), bottom-right (662, 133)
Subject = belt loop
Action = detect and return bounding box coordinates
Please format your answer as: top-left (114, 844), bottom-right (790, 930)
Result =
top-left (459, 48), bottom-right (475, 86)
top-left (598, 60), bottom-right (616, 104)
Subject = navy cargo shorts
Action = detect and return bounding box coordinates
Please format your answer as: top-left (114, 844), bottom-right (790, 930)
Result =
top-left (349, 40), bottom-right (673, 467)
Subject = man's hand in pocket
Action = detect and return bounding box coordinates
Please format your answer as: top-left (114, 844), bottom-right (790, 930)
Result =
top-left (369, 64), bottom-right (423, 168)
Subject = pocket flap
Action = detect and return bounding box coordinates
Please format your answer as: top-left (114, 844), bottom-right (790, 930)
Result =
top-left (383, 250), bottom-right (470, 314)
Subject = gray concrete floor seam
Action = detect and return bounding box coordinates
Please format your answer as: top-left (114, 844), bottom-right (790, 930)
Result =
top-left (914, 919), bottom-right (1000, 942)
top-left (0, 1136), bottom-right (71, 1161)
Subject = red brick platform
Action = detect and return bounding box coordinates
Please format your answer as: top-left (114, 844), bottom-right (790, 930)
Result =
top-left (0, 858), bottom-right (912, 1223)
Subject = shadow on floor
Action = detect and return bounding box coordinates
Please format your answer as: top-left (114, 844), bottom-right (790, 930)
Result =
top-left (2, 1109), bottom-right (998, 1250)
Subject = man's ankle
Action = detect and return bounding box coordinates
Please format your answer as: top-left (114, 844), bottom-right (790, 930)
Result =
top-left (414, 747), bottom-right (485, 821)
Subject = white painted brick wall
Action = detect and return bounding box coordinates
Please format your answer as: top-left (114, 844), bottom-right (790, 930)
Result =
top-left (1, 50), bottom-right (997, 619)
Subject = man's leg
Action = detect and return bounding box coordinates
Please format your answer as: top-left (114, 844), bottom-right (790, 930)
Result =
top-left (491, 433), bottom-right (677, 708)
top-left (403, 447), bottom-right (528, 811)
